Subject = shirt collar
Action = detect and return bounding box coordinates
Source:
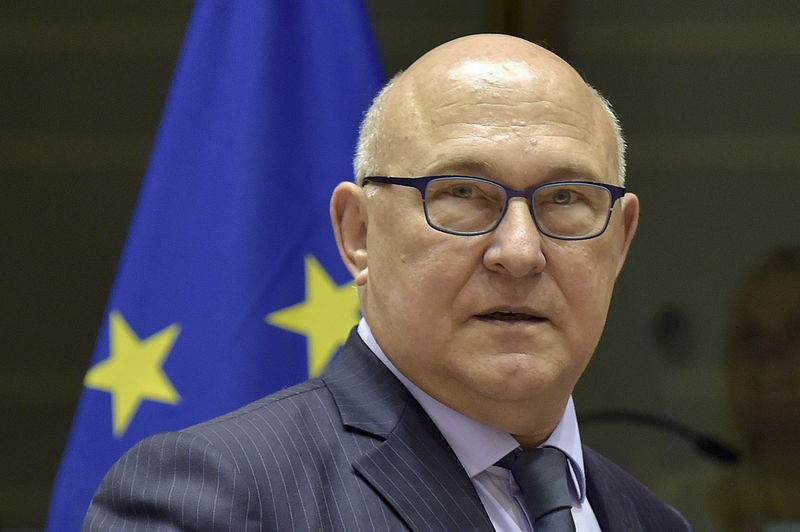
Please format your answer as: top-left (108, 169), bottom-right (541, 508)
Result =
top-left (357, 318), bottom-right (588, 501)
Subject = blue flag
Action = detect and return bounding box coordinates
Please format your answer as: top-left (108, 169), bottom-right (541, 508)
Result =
top-left (47, 2), bottom-right (384, 529)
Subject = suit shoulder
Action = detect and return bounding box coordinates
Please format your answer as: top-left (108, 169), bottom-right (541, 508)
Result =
top-left (195, 377), bottom-right (328, 422)
top-left (182, 377), bottom-right (335, 441)
top-left (166, 378), bottom-right (351, 468)
top-left (85, 380), bottom-right (341, 530)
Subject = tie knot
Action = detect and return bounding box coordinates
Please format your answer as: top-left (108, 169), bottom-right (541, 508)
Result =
top-left (500, 447), bottom-right (574, 523)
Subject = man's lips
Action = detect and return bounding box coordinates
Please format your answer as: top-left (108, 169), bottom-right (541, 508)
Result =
top-left (473, 308), bottom-right (547, 323)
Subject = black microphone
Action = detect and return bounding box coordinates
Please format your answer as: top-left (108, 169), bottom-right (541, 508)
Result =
top-left (579, 410), bottom-right (740, 465)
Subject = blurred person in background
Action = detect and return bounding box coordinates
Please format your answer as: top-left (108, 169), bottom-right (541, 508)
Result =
top-left (657, 248), bottom-right (800, 531)
top-left (714, 247), bottom-right (800, 530)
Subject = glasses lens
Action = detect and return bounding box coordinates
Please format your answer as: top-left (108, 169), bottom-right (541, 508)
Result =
top-left (424, 177), bottom-right (505, 234)
top-left (533, 183), bottom-right (612, 238)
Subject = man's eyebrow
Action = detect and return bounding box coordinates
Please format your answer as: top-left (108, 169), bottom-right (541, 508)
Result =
top-left (547, 165), bottom-right (603, 182)
top-left (422, 157), bottom-right (495, 176)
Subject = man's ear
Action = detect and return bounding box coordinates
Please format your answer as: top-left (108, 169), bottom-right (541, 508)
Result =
top-left (614, 192), bottom-right (640, 277)
top-left (330, 182), bottom-right (369, 286)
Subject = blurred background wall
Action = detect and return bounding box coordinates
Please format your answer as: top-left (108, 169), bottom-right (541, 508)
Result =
top-left (2, 0), bottom-right (798, 529)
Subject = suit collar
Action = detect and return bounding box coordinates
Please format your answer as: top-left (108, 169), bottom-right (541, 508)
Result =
top-left (322, 327), bottom-right (410, 437)
top-left (323, 328), bottom-right (494, 531)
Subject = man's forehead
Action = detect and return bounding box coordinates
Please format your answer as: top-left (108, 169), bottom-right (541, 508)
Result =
top-left (402, 62), bottom-right (606, 152)
top-left (422, 155), bottom-right (601, 182)
top-left (399, 50), bottom-right (597, 128)
top-left (409, 57), bottom-right (566, 103)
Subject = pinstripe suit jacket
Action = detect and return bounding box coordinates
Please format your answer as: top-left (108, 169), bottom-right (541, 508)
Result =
top-left (84, 328), bottom-right (691, 531)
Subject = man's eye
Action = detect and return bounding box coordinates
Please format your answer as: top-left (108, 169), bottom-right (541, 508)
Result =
top-left (449, 185), bottom-right (476, 198)
top-left (551, 190), bottom-right (573, 204)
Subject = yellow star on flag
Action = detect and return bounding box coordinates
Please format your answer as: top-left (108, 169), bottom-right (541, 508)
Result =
top-left (267, 254), bottom-right (360, 376)
top-left (85, 311), bottom-right (181, 437)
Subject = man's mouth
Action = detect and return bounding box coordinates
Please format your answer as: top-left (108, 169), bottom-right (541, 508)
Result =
top-left (475, 310), bottom-right (546, 323)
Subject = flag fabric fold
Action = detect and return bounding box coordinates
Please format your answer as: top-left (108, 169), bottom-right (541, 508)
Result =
top-left (47, 1), bottom-right (383, 529)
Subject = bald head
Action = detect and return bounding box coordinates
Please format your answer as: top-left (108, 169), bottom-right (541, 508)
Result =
top-left (354, 34), bottom-right (625, 184)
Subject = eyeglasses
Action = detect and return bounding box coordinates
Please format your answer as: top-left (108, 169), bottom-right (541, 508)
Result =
top-left (362, 175), bottom-right (626, 240)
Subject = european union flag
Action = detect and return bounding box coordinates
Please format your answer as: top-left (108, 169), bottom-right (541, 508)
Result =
top-left (47, 1), bottom-right (384, 530)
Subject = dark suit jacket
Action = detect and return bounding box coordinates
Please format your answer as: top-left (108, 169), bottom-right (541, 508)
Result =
top-left (84, 329), bottom-right (691, 531)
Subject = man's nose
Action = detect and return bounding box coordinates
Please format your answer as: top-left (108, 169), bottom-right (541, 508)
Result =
top-left (483, 198), bottom-right (546, 277)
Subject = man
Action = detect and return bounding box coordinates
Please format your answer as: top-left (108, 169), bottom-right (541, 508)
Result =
top-left (84, 34), bottom-right (690, 531)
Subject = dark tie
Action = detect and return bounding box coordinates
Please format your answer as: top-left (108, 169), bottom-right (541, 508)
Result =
top-left (499, 447), bottom-right (576, 532)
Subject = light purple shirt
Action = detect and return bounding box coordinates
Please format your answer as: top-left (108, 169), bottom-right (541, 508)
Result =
top-left (358, 318), bottom-right (601, 531)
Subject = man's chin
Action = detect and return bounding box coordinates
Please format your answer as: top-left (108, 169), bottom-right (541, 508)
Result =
top-left (461, 360), bottom-right (571, 401)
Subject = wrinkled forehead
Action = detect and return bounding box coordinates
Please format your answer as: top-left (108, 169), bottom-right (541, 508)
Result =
top-left (408, 55), bottom-right (602, 129)
top-left (377, 53), bottom-right (614, 177)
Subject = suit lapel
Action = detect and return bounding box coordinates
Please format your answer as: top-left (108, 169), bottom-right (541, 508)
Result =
top-left (353, 398), bottom-right (495, 532)
top-left (324, 329), bottom-right (494, 532)
top-left (583, 446), bottom-right (640, 531)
